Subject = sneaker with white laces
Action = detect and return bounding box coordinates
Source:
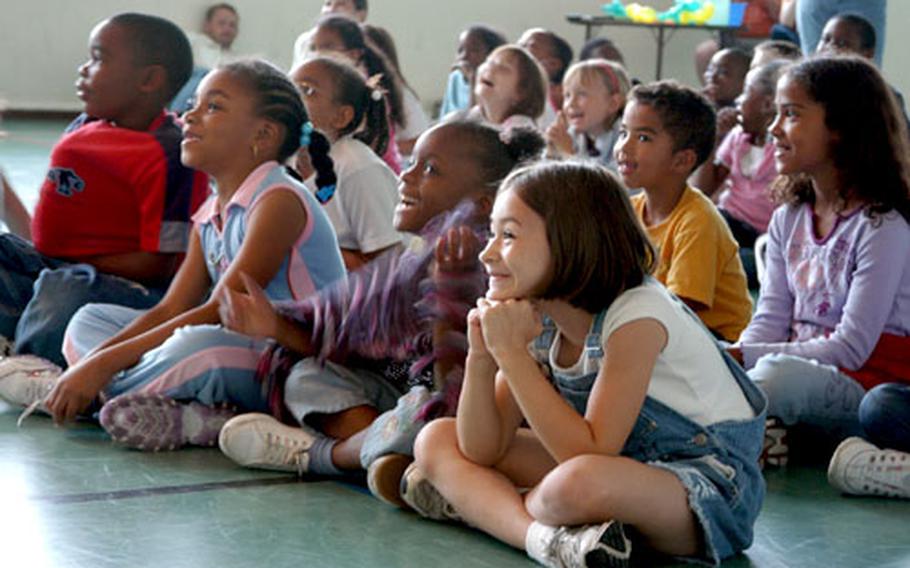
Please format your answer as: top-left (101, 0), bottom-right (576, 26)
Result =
top-left (399, 461), bottom-right (462, 521)
top-left (759, 417), bottom-right (789, 469)
top-left (367, 453), bottom-right (413, 508)
top-left (99, 393), bottom-right (236, 451)
top-left (0, 355), bottom-right (61, 410)
top-left (218, 413), bottom-right (316, 474)
top-left (544, 521), bottom-right (632, 568)
top-left (828, 437), bottom-right (910, 499)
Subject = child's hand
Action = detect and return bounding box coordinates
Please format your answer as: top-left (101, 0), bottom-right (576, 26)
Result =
top-left (45, 361), bottom-right (110, 425)
top-left (218, 272), bottom-right (280, 339)
top-left (434, 225), bottom-right (481, 275)
top-left (478, 299), bottom-right (542, 361)
top-left (545, 111), bottom-right (573, 157)
top-left (293, 147), bottom-right (315, 181)
top-left (467, 298), bottom-right (495, 356)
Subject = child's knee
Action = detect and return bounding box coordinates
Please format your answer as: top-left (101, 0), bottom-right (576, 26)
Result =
top-left (529, 455), bottom-right (604, 525)
top-left (859, 383), bottom-right (906, 432)
top-left (749, 353), bottom-right (811, 401)
top-left (413, 418), bottom-right (456, 472)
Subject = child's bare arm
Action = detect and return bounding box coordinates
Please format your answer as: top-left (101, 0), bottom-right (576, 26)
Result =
top-left (1, 170), bottom-right (32, 239)
top-left (77, 251), bottom-right (180, 287)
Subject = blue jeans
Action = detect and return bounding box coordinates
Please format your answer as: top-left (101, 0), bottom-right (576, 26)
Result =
top-left (796, 0), bottom-right (887, 65)
top-left (748, 353), bottom-right (866, 440)
top-left (860, 383), bottom-right (910, 452)
top-left (0, 234), bottom-right (163, 367)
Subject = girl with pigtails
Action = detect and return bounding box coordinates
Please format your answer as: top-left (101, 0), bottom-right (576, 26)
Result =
top-left (216, 120), bottom-right (545, 508)
top-left (38, 60), bottom-right (346, 451)
top-left (291, 55), bottom-right (403, 271)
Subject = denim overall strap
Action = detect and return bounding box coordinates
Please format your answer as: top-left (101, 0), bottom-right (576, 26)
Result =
top-left (580, 309), bottom-right (608, 374)
top-left (532, 315), bottom-right (558, 363)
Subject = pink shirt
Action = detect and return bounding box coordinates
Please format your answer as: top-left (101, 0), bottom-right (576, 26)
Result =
top-left (716, 126), bottom-right (778, 233)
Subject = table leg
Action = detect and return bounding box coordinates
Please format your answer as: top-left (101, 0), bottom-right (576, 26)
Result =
top-left (656, 26), bottom-right (665, 80)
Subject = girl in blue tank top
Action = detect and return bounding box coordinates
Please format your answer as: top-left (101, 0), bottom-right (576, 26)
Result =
top-left (43, 60), bottom-right (345, 451)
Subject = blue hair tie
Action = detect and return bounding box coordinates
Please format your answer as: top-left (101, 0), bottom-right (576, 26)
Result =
top-left (315, 184), bottom-right (336, 204)
top-left (300, 121), bottom-right (314, 148)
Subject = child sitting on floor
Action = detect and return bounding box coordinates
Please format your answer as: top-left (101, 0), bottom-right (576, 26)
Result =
top-left (215, 121), bottom-right (544, 494)
top-left (694, 60), bottom-right (789, 250)
top-left (0, 13), bottom-right (208, 368)
top-left (0, 60), bottom-right (346, 451)
top-left (409, 161), bottom-right (766, 567)
top-left (615, 81), bottom-right (753, 342)
top-left (729, 57), bottom-right (910, 491)
top-left (291, 55), bottom-right (404, 271)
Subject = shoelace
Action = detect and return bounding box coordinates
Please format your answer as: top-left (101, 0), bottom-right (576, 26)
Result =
top-left (552, 523), bottom-right (630, 568)
top-left (551, 526), bottom-right (584, 568)
top-left (262, 432), bottom-right (309, 474)
top-left (16, 375), bottom-right (56, 428)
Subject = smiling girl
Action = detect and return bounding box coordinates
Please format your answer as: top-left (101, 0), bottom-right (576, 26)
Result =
top-left (40, 60), bottom-right (346, 450)
top-left (465, 45), bottom-right (548, 131)
top-left (409, 161), bottom-right (767, 566)
top-left (546, 59), bottom-right (630, 172)
top-left (731, 56), bottom-right (910, 481)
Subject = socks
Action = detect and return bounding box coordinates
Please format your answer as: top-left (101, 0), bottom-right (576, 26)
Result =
top-left (308, 435), bottom-right (343, 476)
top-left (525, 521), bottom-right (558, 566)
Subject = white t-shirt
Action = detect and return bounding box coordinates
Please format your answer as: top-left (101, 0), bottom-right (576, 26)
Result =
top-left (317, 136), bottom-right (403, 254)
top-left (548, 280), bottom-right (754, 426)
top-left (397, 88), bottom-right (430, 141)
top-left (187, 32), bottom-right (237, 69)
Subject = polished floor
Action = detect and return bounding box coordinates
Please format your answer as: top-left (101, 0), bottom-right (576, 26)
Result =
top-left (1, 119), bottom-right (909, 568)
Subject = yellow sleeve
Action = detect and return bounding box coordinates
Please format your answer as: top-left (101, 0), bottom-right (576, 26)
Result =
top-left (663, 198), bottom-right (721, 308)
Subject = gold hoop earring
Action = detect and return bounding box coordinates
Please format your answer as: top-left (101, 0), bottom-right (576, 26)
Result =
top-left (251, 144), bottom-right (259, 160)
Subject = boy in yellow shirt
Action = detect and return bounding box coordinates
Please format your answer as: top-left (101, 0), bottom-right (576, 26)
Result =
top-left (615, 80), bottom-right (752, 342)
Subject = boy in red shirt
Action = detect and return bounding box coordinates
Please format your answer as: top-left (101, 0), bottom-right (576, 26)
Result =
top-left (0, 13), bottom-right (207, 367)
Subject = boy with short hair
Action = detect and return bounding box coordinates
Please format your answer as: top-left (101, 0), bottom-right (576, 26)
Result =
top-left (615, 81), bottom-right (752, 342)
top-left (0, 13), bottom-right (208, 368)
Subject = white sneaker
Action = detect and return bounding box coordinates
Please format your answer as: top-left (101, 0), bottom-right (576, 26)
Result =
top-left (543, 521), bottom-right (632, 568)
top-left (759, 417), bottom-right (789, 469)
top-left (0, 355), bottom-right (61, 409)
top-left (399, 461), bottom-right (462, 521)
top-left (218, 413), bottom-right (316, 474)
top-left (828, 437), bottom-right (910, 499)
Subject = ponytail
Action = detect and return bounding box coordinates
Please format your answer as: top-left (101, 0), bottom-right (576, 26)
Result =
top-left (308, 55), bottom-right (391, 157)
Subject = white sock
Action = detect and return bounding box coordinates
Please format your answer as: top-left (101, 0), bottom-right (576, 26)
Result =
top-left (525, 521), bottom-right (558, 566)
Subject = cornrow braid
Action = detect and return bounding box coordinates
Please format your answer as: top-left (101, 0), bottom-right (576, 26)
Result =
top-left (221, 59), bottom-right (336, 195)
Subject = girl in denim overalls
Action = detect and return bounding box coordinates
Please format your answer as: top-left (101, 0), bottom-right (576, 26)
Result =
top-left (412, 162), bottom-right (767, 567)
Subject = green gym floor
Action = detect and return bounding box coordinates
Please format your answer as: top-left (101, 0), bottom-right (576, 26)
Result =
top-left (2, 119), bottom-right (909, 568)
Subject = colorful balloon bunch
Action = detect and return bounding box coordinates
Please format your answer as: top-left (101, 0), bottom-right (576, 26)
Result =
top-left (601, 0), bottom-right (716, 25)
